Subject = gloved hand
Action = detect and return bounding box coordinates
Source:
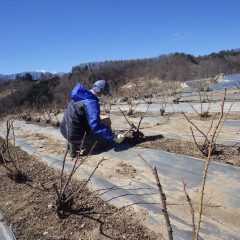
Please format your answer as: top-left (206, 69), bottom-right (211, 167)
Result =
top-left (114, 133), bottom-right (125, 143)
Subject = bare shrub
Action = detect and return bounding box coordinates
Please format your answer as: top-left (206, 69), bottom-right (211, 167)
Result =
top-left (126, 98), bottom-right (140, 116)
top-left (187, 88), bottom-right (214, 118)
top-left (182, 89), bottom-right (235, 239)
top-left (102, 98), bottom-right (112, 116)
top-left (172, 92), bottom-right (182, 104)
top-left (0, 120), bottom-right (28, 183)
top-left (53, 137), bottom-right (105, 218)
top-left (118, 104), bottom-right (151, 142)
top-left (157, 91), bottom-right (168, 116)
top-left (182, 89), bottom-right (233, 157)
top-left (42, 110), bottom-right (51, 123)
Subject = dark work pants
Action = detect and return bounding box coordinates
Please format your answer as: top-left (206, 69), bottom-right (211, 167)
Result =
top-left (69, 133), bottom-right (110, 155)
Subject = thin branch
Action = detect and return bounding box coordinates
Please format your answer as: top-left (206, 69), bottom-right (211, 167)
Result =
top-left (61, 140), bottom-right (96, 197)
top-left (205, 118), bottom-right (215, 139)
top-left (0, 148), bottom-right (15, 174)
top-left (5, 120), bottom-right (21, 173)
top-left (195, 90), bottom-right (228, 240)
top-left (59, 142), bottom-right (69, 196)
top-left (190, 127), bottom-right (207, 156)
top-left (118, 106), bottom-right (132, 127)
top-left (53, 183), bottom-right (61, 200)
top-left (210, 89), bottom-right (226, 144)
top-left (139, 155), bottom-right (173, 240)
top-left (10, 121), bottom-right (20, 170)
top-left (188, 102), bottom-right (200, 115)
top-left (137, 116), bottom-right (144, 131)
top-left (198, 90), bottom-right (203, 114)
top-left (182, 178), bottom-right (196, 238)
top-left (182, 112), bottom-right (208, 139)
top-left (138, 154), bottom-right (152, 169)
top-left (195, 145), bottom-right (213, 240)
top-left (214, 99), bottom-right (235, 142)
top-left (65, 157), bottom-right (105, 203)
top-left (152, 167), bottom-right (173, 240)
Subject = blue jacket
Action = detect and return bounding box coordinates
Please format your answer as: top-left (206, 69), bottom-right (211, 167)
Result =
top-left (60, 83), bottom-right (115, 142)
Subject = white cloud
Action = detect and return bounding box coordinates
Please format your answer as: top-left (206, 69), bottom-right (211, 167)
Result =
top-left (171, 32), bottom-right (190, 41)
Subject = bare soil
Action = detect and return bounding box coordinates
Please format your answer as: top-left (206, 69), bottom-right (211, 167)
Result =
top-left (135, 137), bottom-right (240, 166)
top-left (115, 162), bottom-right (137, 178)
top-left (0, 138), bottom-right (158, 240)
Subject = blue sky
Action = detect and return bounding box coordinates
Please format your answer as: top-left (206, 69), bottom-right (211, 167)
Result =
top-left (0, 0), bottom-right (239, 74)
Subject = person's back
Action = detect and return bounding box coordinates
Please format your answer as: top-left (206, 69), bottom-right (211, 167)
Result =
top-left (61, 81), bottom-right (124, 157)
top-left (60, 99), bottom-right (90, 142)
top-left (60, 83), bottom-right (114, 141)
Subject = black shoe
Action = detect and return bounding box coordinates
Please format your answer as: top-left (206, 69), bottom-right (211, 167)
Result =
top-left (70, 152), bottom-right (78, 158)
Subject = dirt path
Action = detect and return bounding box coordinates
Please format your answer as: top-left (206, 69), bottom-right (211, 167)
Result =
top-left (136, 137), bottom-right (240, 166)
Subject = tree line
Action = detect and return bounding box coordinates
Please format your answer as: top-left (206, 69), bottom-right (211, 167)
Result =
top-left (0, 49), bottom-right (240, 116)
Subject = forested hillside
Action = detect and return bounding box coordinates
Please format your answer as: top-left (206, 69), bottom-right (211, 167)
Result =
top-left (69, 49), bottom-right (240, 86)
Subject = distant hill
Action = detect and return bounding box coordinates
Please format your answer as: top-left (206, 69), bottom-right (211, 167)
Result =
top-left (0, 74), bottom-right (8, 81)
top-left (0, 71), bottom-right (64, 81)
top-left (65, 49), bottom-right (240, 94)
